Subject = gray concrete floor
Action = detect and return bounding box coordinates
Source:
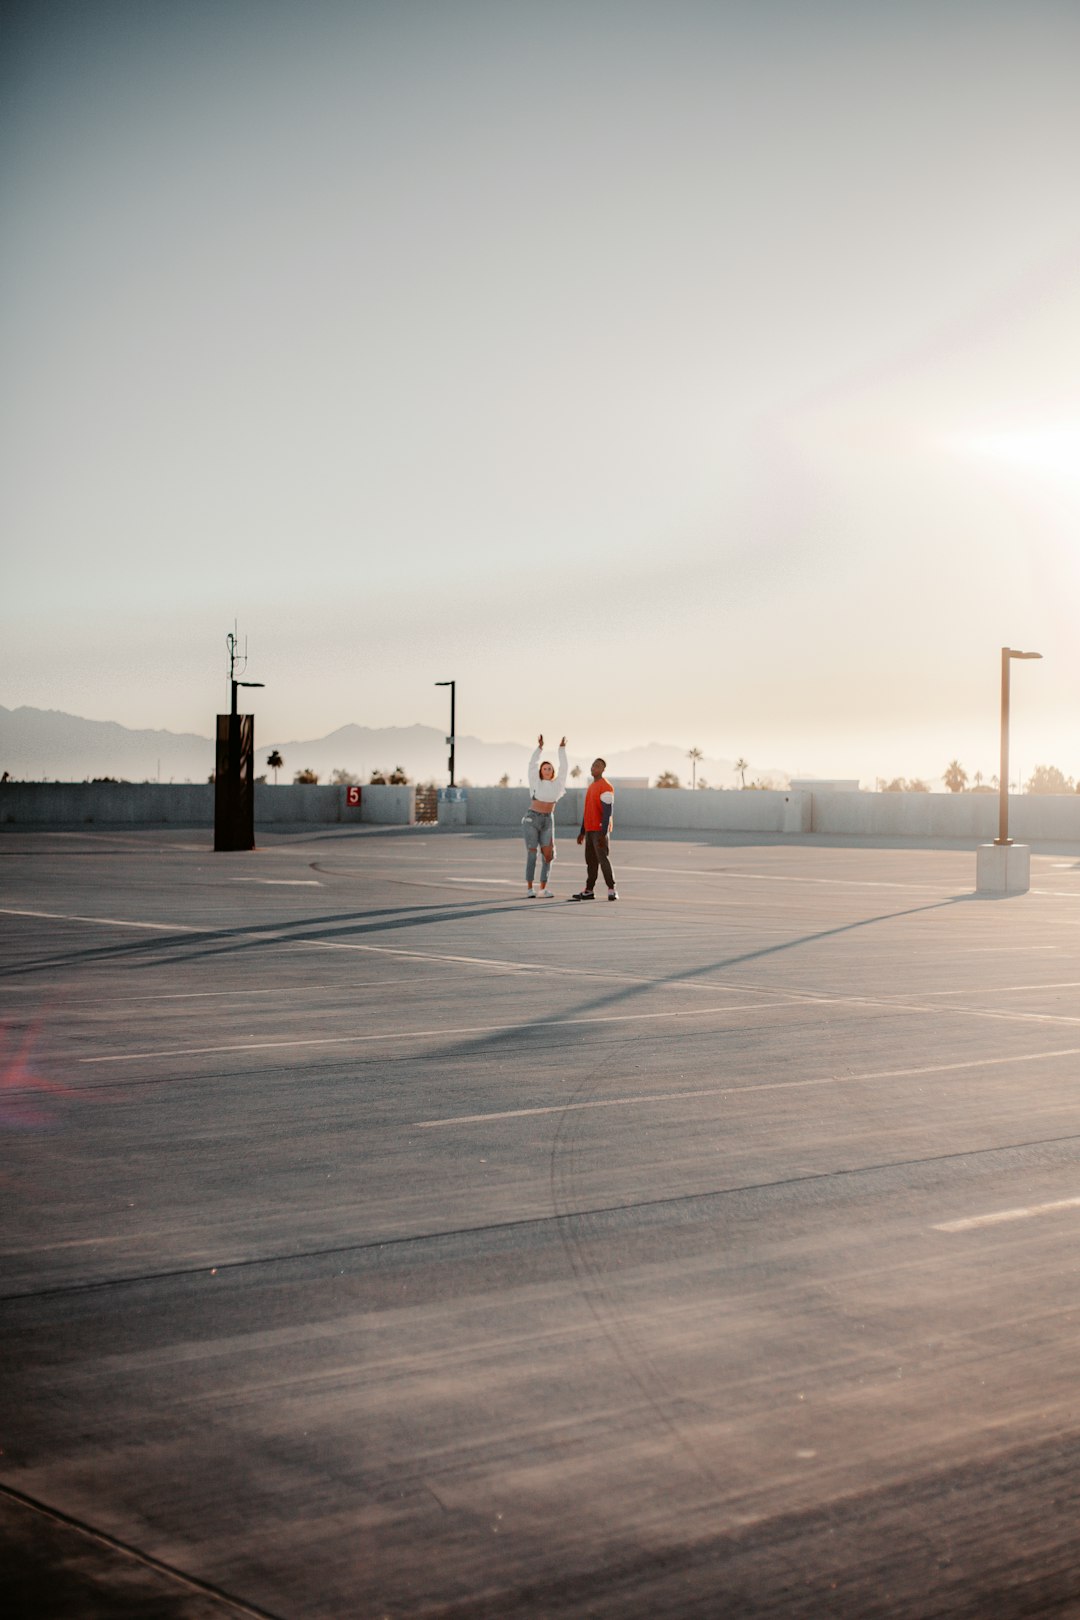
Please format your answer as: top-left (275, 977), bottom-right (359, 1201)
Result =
top-left (4, 825), bottom-right (1080, 1617)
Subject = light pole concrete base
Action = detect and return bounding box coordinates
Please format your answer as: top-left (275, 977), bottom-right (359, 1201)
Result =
top-left (437, 789), bottom-right (467, 828)
top-left (976, 842), bottom-right (1031, 894)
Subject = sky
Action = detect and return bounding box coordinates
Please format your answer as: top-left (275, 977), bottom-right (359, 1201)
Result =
top-left (3, 0), bottom-right (1079, 786)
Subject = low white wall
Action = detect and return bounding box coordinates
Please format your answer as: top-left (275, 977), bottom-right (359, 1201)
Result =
top-left (463, 786), bottom-right (808, 834)
top-left (251, 783), bottom-right (414, 824)
top-left (464, 786), bottom-right (1080, 841)
top-left (812, 791), bottom-right (1080, 842)
top-left (358, 785), bottom-right (415, 825)
top-left (255, 784), bottom-right (414, 824)
top-left (3, 781), bottom-right (1077, 840)
top-left (0, 782), bottom-right (415, 827)
top-left (1010, 794), bottom-right (1080, 842)
top-left (0, 783), bottom-right (213, 826)
top-left (254, 784), bottom-right (338, 823)
top-left (606, 787), bottom-right (808, 833)
top-left (811, 791), bottom-right (996, 839)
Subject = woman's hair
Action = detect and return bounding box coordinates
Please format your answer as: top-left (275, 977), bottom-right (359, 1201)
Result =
top-left (539, 760), bottom-right (555, 779)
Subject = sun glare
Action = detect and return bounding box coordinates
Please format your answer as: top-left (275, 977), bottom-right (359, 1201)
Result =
top-left (949, 424), bottom-right (1080, 483)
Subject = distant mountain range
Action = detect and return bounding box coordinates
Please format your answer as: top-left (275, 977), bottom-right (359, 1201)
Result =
top-left (0, 706), bottom-right (788, 789)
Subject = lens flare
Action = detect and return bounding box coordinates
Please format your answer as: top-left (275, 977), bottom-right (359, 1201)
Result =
top-left (0, 1021), bottom-right (76, 1130)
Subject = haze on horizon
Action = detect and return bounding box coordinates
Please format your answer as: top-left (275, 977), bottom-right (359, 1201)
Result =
top-left (2, 0), bottom-right (1078, 787)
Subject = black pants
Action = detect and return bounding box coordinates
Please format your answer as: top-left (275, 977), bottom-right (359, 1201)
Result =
top-left (584, 831), bottom-right (615, 891)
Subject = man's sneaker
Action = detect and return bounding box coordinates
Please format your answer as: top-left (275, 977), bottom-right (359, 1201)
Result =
top-left (608, 889), bottom-right (619, 901)
top-left (569, 890), bottom-right (595, 901)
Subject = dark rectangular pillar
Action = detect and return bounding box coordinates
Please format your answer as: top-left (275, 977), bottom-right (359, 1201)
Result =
top-left (214, 713), bottom-right (255, 851)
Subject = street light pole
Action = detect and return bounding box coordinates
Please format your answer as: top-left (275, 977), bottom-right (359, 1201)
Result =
top-left (995, 647), bottom-right (1041, 846)
top-left (435, 681), bottom-right (456, 788)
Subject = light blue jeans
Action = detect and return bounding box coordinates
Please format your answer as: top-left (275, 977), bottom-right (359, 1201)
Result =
top-left (522, 809), bottom-right (555, 884)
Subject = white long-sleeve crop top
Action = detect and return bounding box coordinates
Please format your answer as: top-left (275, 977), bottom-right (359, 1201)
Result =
top-left (528, 744), bottom-right (568, 803)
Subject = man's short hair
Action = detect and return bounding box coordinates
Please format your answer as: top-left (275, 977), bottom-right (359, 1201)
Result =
top-left (593, 758), bottom-right (606, 769)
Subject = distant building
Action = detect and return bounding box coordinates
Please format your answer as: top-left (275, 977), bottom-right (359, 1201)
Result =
top-left (789, 778), bottom-right (860, 792)
top-left (609, 777), bottom-right (650, 789)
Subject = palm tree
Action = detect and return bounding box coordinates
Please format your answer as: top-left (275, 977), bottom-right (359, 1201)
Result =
top-left (687, 746), bottom-right (704, 791)
top-left (655, 770), bottom-right (681, 788)
top-left (943, 760), bottom-right (968, 793)
top-left (735, 757), bottom-right (748, 789)
top-left (570, 764), bottom-right (582, 780)
top-left (266, 749), bottom-right (283, 784)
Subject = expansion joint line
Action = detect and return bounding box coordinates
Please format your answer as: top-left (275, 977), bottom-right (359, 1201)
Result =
top-left (8, 1124), bottom-right (1080, 1305)
top-left (0, 1480), bottom-right (288, 1620)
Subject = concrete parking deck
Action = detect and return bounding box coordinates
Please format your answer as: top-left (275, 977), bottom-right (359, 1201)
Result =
top-left (4, 826), bottom-right (1080, 1617)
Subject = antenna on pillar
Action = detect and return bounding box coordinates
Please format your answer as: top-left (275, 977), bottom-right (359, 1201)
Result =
top-left (226, 621), bottom-right (249, 708)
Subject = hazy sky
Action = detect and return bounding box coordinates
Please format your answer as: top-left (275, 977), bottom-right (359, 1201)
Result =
top-left (3, 0), bottom-right (1078, 783)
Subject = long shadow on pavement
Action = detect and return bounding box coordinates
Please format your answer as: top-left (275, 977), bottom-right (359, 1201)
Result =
top-left (0, 898), bottom-right (524, 982)
top-left (427, 894), bottom-right (970, 1065)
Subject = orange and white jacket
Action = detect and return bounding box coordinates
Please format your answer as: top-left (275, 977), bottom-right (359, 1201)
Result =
top-left (581, 776), bottom-right (614, 835)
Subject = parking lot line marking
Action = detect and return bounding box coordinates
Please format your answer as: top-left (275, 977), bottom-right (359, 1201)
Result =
top-left (444, 877), bottom-right (520, 885)
top-left (0, 907), bottom-right (198, 932)
top-left (288, 936), bottom-right (798, 998)
top-left (415, 1044), bottom-right (1080, 1126)
top-left (75, 1000), bottom-right (807, 1064)
top-left (0, 902), bottom-right (809, 1000)
top-left (919, 980), bottom-right (1080, 996)
top-left (9, 905), bottom-right (1080, 1036)
top-left (616, 865), bottom-right (952, 893)
top-left (229, 878), bottom-right (322, 886)
top-left (934, 1196), bottom-right (1080, 1233)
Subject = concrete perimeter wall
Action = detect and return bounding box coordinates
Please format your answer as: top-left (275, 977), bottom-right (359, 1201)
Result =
top-left (811, 791), bottom-right (1080, 842)
top-left (0, 782), bottom-right (415, 827)
top-left (463, 786), bottom-right (1080, 842)
top-left (4, 781), bottom-right (1080, 841)
top-left (464, 787), bottom-right (808, 834)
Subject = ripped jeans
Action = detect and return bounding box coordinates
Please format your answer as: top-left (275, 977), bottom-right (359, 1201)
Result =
top-left (522, 808), bottom-right (556, 885)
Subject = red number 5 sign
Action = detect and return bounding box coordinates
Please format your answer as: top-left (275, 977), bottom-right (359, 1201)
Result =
top-left (346, 786), bottom-right (361, 807)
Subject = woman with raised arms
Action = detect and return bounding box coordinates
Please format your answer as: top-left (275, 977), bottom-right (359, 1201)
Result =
top-left (522, 733), bottom-right (568, 898)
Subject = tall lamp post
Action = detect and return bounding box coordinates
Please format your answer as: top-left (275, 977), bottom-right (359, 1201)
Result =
top-left (995, 647), bottom-right (1041, 846)
top-left (435, 680), bottom-right (456, 788)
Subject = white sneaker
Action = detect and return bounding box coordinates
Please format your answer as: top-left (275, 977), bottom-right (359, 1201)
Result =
top-left (525, 889), bottom-right (536, 898)
top-left (538, 889), bottom-right (555, 898)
